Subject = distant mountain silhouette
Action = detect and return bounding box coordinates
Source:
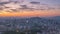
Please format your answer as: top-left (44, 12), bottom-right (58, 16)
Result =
top-left (29, 17), bottom-right (42, 20)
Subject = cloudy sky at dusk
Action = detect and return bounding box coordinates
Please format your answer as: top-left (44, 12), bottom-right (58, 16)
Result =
top-left (0, 0), bottom-right (60, 17)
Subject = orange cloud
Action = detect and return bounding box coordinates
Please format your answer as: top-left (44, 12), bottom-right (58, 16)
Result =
top-left (0, 10), bottom-right (60, 17)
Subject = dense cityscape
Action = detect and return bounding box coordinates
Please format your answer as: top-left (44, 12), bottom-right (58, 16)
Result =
top-left (0, 17), bottom-right (60, 34)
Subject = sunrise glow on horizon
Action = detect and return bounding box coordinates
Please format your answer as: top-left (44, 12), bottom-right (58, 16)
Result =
top-left (0, 10), bottom-right (60, 17)
top-left (0, 0), bottom-right (60, 17)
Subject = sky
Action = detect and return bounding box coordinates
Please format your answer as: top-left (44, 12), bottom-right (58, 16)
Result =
top-left (0, 0), bottom-right (60, 17)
